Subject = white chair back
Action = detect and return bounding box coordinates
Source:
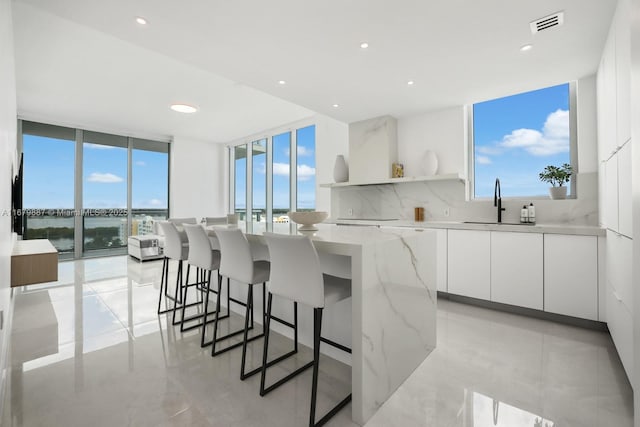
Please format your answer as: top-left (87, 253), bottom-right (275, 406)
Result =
top-left (183, 224), bottom-right (220, 271)
top-left (158, 221), bottom-right (188, 261)
top-left (215, 228), bottom-right (255, 284)
top-left (263, 233), bottom-right (325, 308)
top-left (169, 217), bottom-right (197, 225)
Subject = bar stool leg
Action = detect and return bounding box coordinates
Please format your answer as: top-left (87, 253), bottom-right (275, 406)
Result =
top-left (309, 308), bottom-right (323, 427)
top-left (240, 285), bottom-right (254, 380)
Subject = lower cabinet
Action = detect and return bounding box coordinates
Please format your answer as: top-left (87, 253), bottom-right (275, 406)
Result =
top-left (544, 234), bottom-right (598, 321)
top-left (606, 230), bottom-right (634, 380)
top-left (490, 232), bottom-right (543, 310)
top-left (447, 229), bottom-right (490, 300)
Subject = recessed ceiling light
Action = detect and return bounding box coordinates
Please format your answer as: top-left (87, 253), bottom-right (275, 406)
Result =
top-left (407, 80), bottom-right (415, 86)
top-left (332, 104), bottom-right (340, 108)
top-left (278, 80), bottom-right (286, 85)
top-left (135, 17), bottom-right (147, 25)
top-left (360, 42), bottom-right (369, 49)
top-left (520, 44), bottom-right (533, 52)
top-left (170, 104), bottom-right (198, 114)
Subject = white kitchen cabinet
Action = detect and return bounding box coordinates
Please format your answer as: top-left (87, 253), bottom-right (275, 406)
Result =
top-left (617, 142), bottom-right (632, 238)
top-left (615, 0), bottom-right (631, 146)
top-left (447, 230), bottom-right (490, 300)
top-left (606, 230), bottom-right (633, 313)
top-left (607, 282), bottom-right (634, 381)
top-left (601, 30), bottom-right (618, 160)
top-left (490, 232), bottom-right (543, 310)
top-left (604, 156), bottom-right (619, 231)
top-left (429, 228), bottom-right (448, 292)
top-left (544, 234), bottom-right (598, 321)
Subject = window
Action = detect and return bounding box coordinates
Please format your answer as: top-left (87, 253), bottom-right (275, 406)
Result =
top-left (22, 122), bottom-right (76, 257)
top-left (131, 139), bottom-right (169, 237)
top-left (272, 131), bottom-right (291, 231)
top-left (471, 83), bottom-right (575, 198)
top-left (296, 125), bottom-right (316, 211)
top-left (230, 123), bottom-right (316, 230)
top-left (20, 120), bottom-right (169, 259)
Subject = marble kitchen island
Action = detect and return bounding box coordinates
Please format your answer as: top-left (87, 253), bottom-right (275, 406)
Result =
top-left (242, 223), bottom-right (438, 425)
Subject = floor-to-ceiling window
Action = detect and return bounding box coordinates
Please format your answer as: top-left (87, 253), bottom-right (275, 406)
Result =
top-left (230, 122), bottom-right (316, 231)
top-left (296, 125), bottom-right (316, 211)
top-left (83, 131), bottom-right (128, 256)
top-left (252, 139), bottom-right (267, 230)
top-left (131, 138), bottom-right (169, 236)
top-left (234, 145), bottom-right (247, 221)
top-left (22, 122), bottom-right (76, 258)
top-left (272, 131), bottom-right (291, 232)
top-left (20, 120), bottom-right (170, 259)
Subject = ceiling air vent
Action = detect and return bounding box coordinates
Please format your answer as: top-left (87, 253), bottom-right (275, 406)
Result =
top-left (530, 11), bottom-right (564, 34)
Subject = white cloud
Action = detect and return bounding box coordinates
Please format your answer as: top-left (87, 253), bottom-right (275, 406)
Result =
top-left (500, 109), bottom-right (569, 156)
top-left (135, 161), bottom-right (146, 166)
top-left (273, 163), bottom-right (290, 176)
top-left (477, 145), bottom-right (503, 155)
top-left (297, 146), bottom-right (314, 156)
top-left (87, 172), bottom-right (124, 183)
top-left (476, 155), bottom-right (492, 165)
top-left (272, 163), bottom-right (315, 180)
top-left (85, 143), bottom-right (115, 150)
top-left (297, 164), bottom-right (316, 181)
top-left (148, 198), bottom-right (162, 206)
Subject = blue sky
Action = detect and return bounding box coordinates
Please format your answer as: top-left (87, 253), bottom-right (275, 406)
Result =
top-left (23, 135), bottom-right (168, 209)
top-left (235, 124), bottom-right (316, 211)
top-left (474, 83), bottom-right (570, 198)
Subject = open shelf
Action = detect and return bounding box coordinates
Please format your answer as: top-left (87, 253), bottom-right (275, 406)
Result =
top-left (319, 173), bottom-right (465, 188)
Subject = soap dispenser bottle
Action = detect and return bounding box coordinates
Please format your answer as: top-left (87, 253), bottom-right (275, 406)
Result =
top-left (520, 205), bottom-right (528, 223)
top-left (528, 203), bottom-right (536, 224)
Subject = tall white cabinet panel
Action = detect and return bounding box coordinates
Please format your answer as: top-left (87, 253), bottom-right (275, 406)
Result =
top-left (544, 235), bottom-right (598, 321)
top-left (490, 232), bottom-right (543, 310)
top-left (447, 230), bottom-right (490, 300)
top-left (606, 231), bottom-right (633, 313)
top-left (604, 156), bottom-right (619, 231)
top-left (617, 142), bottom-right (632, 238)
top-left (607, 284), bottom-right (634, 381)
top-left (429, 228), bottom-right (448, 292)
top-left (615, 0), bottom-right (631, 145)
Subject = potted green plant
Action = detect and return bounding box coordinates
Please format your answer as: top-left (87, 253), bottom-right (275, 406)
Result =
top-left (539, 163), bottom-right (573, 199)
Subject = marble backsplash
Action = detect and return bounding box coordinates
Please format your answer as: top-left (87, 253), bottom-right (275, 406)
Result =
top-left (331, 172), bottom-right (599, 226)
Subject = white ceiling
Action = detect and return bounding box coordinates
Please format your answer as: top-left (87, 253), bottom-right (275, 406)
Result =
top-left (13, 0), bottom-right (616, 143)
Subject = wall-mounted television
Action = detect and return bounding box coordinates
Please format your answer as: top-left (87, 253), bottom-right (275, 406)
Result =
top-left (12, 153), bottom-right (23, 235)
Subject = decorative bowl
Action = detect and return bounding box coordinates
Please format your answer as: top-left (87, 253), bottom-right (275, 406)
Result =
top-left (287, 211), bottom-right (329, 231)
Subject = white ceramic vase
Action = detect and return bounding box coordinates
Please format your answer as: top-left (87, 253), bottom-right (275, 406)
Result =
top-left (421, 150), bottom-right (439, 176)
top-left (549, 186), bottom-right (567, 200)
top-left (333, 155), bottom-right (349, 183)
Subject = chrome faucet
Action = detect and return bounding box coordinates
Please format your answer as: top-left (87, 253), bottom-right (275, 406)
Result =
top-left (494, 178), bottom-right (505, 223)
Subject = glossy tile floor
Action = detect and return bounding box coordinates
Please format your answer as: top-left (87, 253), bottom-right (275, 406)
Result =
top-left (2, 256), bottom-right (634, 427)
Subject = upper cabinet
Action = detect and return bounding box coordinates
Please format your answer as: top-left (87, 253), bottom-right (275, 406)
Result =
top-left (617, 142), bottom-right (632, 238)
top-left (597, 28), bottom-right (617, 162)
top-left (615, 0), bottom-right (631, 146)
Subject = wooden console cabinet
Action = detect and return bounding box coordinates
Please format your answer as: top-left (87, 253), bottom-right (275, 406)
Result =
top-left (11, 239), bottom-right (58, 287)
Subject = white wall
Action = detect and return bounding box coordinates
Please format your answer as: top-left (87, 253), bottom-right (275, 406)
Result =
top-left (397, 106), bottom-right (466, 177)
top-left (315, 114), bottom-right (348, 214)
top-left (0, 0), bottom-right (17, 414)
top-left (630, 0), bottom-right (640, 421)
top-left (169, 137), bottom-right (227, 220)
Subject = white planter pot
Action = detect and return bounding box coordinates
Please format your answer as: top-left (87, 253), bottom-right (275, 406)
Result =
top-left (549, 186), bottom-right (567, 200)
top-left (333, 155), bottom-right (349, 183)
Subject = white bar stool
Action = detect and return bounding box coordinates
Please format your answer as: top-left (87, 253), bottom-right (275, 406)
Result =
top-left (213, 227), bottom-right (300, 381)
top-left (157, 222), bottom-right (201, 323)
top-left (181, 224), bottom-right (229, 337)
top-left (261, 232), bottom-right (352, 427)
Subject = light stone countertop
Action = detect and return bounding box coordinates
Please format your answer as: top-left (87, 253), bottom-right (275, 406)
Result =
top-left (329, 218), bottom-right (606, 236)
